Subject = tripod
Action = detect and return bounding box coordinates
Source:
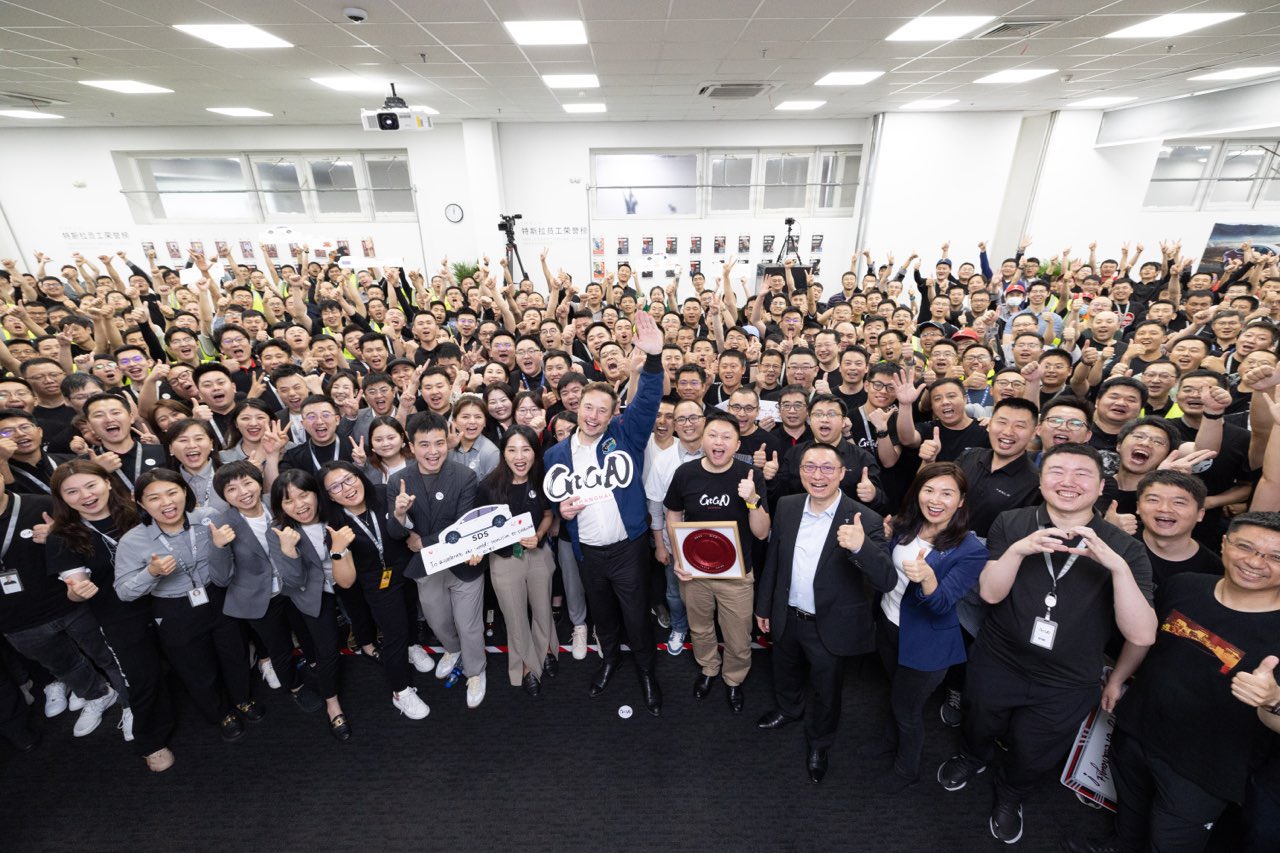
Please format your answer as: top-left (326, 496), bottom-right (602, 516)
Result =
top-left (775, 220), bottom-right (802, 264)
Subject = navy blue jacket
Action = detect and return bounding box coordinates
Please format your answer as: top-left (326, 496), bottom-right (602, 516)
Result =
top-left (892, 530), bottom-right (988, 671)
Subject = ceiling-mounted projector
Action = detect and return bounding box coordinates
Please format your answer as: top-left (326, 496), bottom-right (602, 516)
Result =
top-left (360, 84), bottom-right (433, 131)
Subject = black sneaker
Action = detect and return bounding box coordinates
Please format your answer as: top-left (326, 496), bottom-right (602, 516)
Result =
top-left (653, 604), bottom-right (671, 630)
top-left (235, 700), bottom-right (266, 723)
top-left (937, 754), bottom-right (987, 791)
top-left (220, 713), bottom-right (245, 742)
top-left (940, 688), bottom-right (963, 727)
top-left (989, 801), bottom-right (1023, 845)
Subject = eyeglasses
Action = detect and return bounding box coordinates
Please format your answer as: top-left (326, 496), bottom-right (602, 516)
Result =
top-left (0, 423), bottom-right (36, 437)
top-left (674, 415), bottom-right (704, 426)
top-left (220, 336), bottom-right (247, 346)
top-left (1127, 432), bottom-right (1170, 448)
top-left (1225, 538), bottom-right (1280, 569)
top-left (1044, 416), bottom-right (1087, 430)
top-left (867, 380), bottom-right (894, 392)
top-left (118, 356), bottom-right (147, 366)
top-left (779, 402), bottom-right (808, 411)
top-left (810, 410), bottom-right (842, 421)
top-left (325, 475), bottom-right (357, 494)
top-left (727, 404), bottom-right (758, 414)
top-left (801, 463), bottom-right (841, 476)
top-left (993, 379), bottom-right (1026, 389)
top-left (302, 412), bottom-right (336, 424)
top-left (516, 406), bottom-right (541, 416)
top-left (676, 380), bottom-right (702, 388)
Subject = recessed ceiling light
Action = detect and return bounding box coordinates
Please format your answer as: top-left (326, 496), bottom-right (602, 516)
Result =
top-left (886, 16), bottom-right (996, 42)
top-left (1069, 96), bottom-right (1137, 108)
top-left (173, 24), bottom-right (292, 48)
top-left (563, 102), bottom-right (606, 113)
top-left (1105, 13), bottom-right (1242, 39)
top-left (1188, 66), bottom-right (1280, 81)
top-left (79, 79), bottom-right (173, 94)
top-left (975, 68), bottom-right (1056, 84)
top-left (206, 107), bottom-right (273, 117)
top-left (543, 74), bottom-right (600, 89)
top-left (901, 99), bottom-right (957, 109)
top-left (0, 109), bottom-right (63, 119)
top-left (311, 76), bottom-right (395, 92)
top-left (505, 20), bottom-right (588, 46)
top-left (775, 100), bottom-right (826, 111)
top-left (815, 71), bottom-right (884, 86)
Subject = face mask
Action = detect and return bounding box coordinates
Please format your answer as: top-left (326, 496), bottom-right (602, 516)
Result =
top-left (1006, 297), bottom-right (1023, 308)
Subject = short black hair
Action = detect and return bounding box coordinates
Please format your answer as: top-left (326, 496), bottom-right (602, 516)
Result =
top-left (1227, 511), bottom-right (1280, 537)
top-left (703, 411), bottom-right (739, 434)
top-left (1136, 470), bottom-right (1206, 509)
top-left (213, 459), bottom-right (264, 500)
top-left (991, 397), bottom-right (1039, 420)
top-left (406, 411), bottom-right (449, 440)
top-left (1040, 442), bottom-right (1105, 478)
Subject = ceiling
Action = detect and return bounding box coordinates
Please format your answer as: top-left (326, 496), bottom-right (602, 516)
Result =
top-left (1, 0), bottom-right (1278, 126)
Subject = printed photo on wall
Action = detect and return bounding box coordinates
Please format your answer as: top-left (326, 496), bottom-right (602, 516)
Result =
top-left (361, 237), bottom-right (376, 257)
top-left (189, 241), bottom-right (204, 254)
top-left (809, 257), bottom-right (822, 275)
top-left (214, 241), bottom-right (229, 256)
top-left (641, 236), bottom-right (654, 255)
top-left (165, 241), bottom-right (182, 259)
top-left (738, 235), bottom-right (751, 253)
top-left (689, 260), bottom-right (701, 276)
top-left (618, 236), bottom-right (630, 255)
top-left (811, 234), bottom-right (824, 253)
top-left (287, 242), bottom-right (300, 257)
top-left (690, 236), bottom-right (702, 254)
top-left (640, 269), bottom-right (654, 278)
top-left (141, 241), bottom-right (156, 258)
top-left (665, 236), bottom-right (678, 254)
top-left (714, 236), bottom-right (726, 254)
top-left (239, 240), bottom-right (254, 259)
top-left (592, 259), bottom-right (607, 280)
top-left (762, 235), bottom-right (775, 254)
top-left (336, 240), bottom-right (350, 256)
top-left (592, 236), bottom-right (605, 255)
top-left (1199, 222), bottom-right (1280, 274)
top-left (265, 244), bottom-right (279, 260)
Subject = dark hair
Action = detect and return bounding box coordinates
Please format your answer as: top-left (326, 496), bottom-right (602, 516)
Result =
top-left (134, 468), bottom-right (196, 522)
top-left (891, 462), bottom-right (970, 551)
top-left (365, 415), bottom-right (411, 474)
top-left (800, 442), bottom-right (843, 467)
top-left (192, 363), bottom-right (233, 385)
top-left (317, 460), bottom-right (380, 524)
top-left (83, 392), bottom-right (129, 417)
top-left (1040, 442), bottom-right (1105, 478)
top-left (406, 411), bottom-right (449, 441)
top-left (49, 460), bottom-right (142, 554)
top-left (1179, 368), bottom-right (1229, 390)
top-left (481, 425), bottom-right (546, 507)
top-left (1136, 470), bottom-right (1206, 509)
top-left (224, 398), bottom-right (278, 449)
top-left (147, 398), bottom-right (193, 437)
top-left (213, 459), bottom-right (263, 500)
top-left (1042, 395), bottom-right (1094, 423)
top-left (808, 393), bottom-right (846, 417)
top-left (1117, 416), bottom-right (1181, 450)
top-left (270, 469), bottom-right (323, 530)
top-left (1098, 376), bottom-right (1149, 407)
top-left (1226, 511), bottom-right (1280, 537)
top-left (991, 397), bottom-right (1039, 420)
top-left (164, 417), bottom-right (225, 466)
top-left (703, 411), bottom-right (740, 435)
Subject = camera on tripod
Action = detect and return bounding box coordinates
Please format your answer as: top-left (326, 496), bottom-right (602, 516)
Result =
top-left (497, 213), bottom-right (522, 236)
top-left (784, 217), bottom-right (796, 227)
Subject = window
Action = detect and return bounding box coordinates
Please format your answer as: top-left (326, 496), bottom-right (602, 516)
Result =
top-left (816, 149), bottom-right (861, 210)
top-left (1207, 144), bottom-right (1268, 207)
top-left (708, 154), bottom-right (753, 212)
top-left (1143, 143), bottom-right (1215, 208)
top-left (122, 151), bottom-right (416, 223)
top-left (592, 152), bottom-right (699, 217)
top-left (1143, 138), bottom-right (1280, 210)
top-left (761, 152), bottom-right (811, 210)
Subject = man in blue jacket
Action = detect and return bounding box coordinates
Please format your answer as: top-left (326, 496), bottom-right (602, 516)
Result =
top-left (544, 311), bottom-right (666, 715)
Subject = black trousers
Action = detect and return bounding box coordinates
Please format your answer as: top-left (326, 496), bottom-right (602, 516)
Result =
top-left (99, 616), bottom-right (175, 757)
top-left (579, 534), bottom-right (655, 673)
top-left (334, 582), bottom-right (378, 649)
top-left (246, 596), bottom-right (304, 694)
top-left (4, 607), bottom-right (114, 704)
top-left (959, 647), bottom-right (1099, 805)
top-left (771, 608), bottom-right (845, 749)
top-left (875, 612), bottom-right (948, 778)
top-left (1246, 765), bottom-right (1280, 853)
top-left (297, 592), bottom-right (342, 701)
top-left (0, 659), bottom-right (32, 747)
top-left (1111, 728), bottom-right (1228, 853)
top-left (363, 582), bottom-right (413, 693)
top-left (152, 587), bottom-right (251, 725)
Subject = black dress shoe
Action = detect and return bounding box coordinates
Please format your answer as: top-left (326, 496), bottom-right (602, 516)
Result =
top-left (756, 709), bottom-right (800, 730)
top-left (220, 713), bottom-right (245, 743)
top-left (726, 684), bottom-right (745, 714)
top-left (329, 713), bottom-right (352, 742)
top-left (522, 672), bottom-right (542, 697)
top-left (807, 746), bottom-right (829, 783)
top-left (588, 659), bottom-right (619, 698)
top-left (235, 699), bottom-right (266, 723)
top-left (693, 673), bottom-right (715, 700)
top-left (638, 670), bottom-right (663, 716)
top-left (543, 653), bottom-right (559, 679)
top-left (8, 727), bottom-right (39, 753)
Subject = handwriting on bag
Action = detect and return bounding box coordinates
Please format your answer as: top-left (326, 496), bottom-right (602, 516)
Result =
top-left (543, 450), bottom-right (634, 503)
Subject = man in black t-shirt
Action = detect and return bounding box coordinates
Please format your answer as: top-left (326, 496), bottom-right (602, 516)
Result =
top-left (1134, 470), bottom-right (1223, 591)
top-left (664, 413), bottom-right (768, 713)
top-left (937, 443), bottom-right (1156, 846)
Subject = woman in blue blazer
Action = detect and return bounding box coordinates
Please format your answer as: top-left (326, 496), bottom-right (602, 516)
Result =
top-left (871, 461), bottom-right (988, 791)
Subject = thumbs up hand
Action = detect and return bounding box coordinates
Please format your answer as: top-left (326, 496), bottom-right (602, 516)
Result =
top-left (836, 513), bottom-right (865, 553)
top-left (919, 426), bottom-right (942, 463)
top-left (206, 520), bottom-right (236, 548)
top-left (752, 445), bottom-right (767, 468)
top-left (737, 471), bottom-right (759, 504)
top-left (1231, 655), bottom-right (1280, 709)
top-left (32, 511), bottom-right (53, 545)
top-left (763, 450), bottom-right (780, 481)
top-left (901, 547), bottom-right (935, 585)
top-left (855, 467), bottom-right (875, 502)
top-left (1104, 500), bottom-right (1138, 535)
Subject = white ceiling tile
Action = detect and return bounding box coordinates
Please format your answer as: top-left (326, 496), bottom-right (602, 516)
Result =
top-left (669, 0), bottom-right (770, 20)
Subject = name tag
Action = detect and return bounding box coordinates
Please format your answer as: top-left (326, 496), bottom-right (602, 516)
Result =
top-left (0, 572), bottom-right (23, 595)
top-left (188, 585), bottom-right (209, 607)
top-left (380, 568), bottom-right (392, 590)
top-left (1030, 616), bottom-right (1057, 650)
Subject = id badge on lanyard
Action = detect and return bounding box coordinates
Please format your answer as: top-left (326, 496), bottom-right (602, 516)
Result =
top-left (0, 495), bottom-right (23, 595)
top-left (1030, 541), bottom-right (1082, 651)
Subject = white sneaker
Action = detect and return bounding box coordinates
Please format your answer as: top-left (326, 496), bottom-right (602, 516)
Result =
top-left (67, 691), bottom-right (86, 712)
top-left (466, 673), bottom-right (486, 709)
top-left (120, 707), bottom-right (135, 742)
top-left (43, 682), bottom-right (68, 718)
top-left (259, 659), bottom-right (281, 690)
top-left (73, 687), bottom-right (119, 737)
top-left (667, 629), bottom-right (687, 656)
top-left (408, 644), bottom-right (435, 674)
top-left (392, 687), bottom-right (430, 720)
top-left (571, 625), bottom-right (589, 661)
top-left (434, 650), bottom-right (461, 680)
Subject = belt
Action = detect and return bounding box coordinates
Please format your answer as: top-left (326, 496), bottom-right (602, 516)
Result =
top-left (790, 605), bottom-right (816, 621)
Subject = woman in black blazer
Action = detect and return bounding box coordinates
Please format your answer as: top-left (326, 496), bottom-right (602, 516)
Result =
top-left (268, 469), bottom-right (355, 742)
top-left (207, 460), bottom-right (325, 716)
top-left (319, 461), bottom-right (430, 721)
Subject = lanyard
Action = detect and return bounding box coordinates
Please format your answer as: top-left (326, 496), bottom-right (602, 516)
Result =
top-left (157, 525), bottom-right (201, 589)
top-left (309, 441), bottom-right (340, 470)
top-left (12, 461), bottom-right (50, 494)
top-left (185, 465), bottom-right (213, 505)
top-left (208, 418), bottom-right (225, 447)
top-left (0, 494), bottom-right (22, 562)
top-left (1040, 533), bottom-right (1083, 617)
top-left (115, 446), bottom-right (146, 492)
top-left (87, 521), bottom-right (118, 563)
top-left (344, 508), bottom-right (384, 564)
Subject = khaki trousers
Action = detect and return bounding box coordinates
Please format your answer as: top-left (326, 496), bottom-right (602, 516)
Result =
top-left (679, 575), bottom-right (754, 686)
top-left (490, 546), bottom-right (556, 686)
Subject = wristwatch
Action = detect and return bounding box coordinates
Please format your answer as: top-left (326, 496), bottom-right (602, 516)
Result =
top-left (874, 429), bottom-right (890, 439)
top-left (745, 495), bottom-right (760, 510)
top-left (330, 549), bottom-right (349, 560)
top-left (1269, 700), bottom-right (1280, 716)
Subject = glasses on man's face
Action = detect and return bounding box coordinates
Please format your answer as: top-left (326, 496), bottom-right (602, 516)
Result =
top-left (801, 463), bottom-right (840, 476)
top-left (220, 336), bottom-right (246, 347)
top-left (1128, 432), bottom-right (1169, 449)
top-left (727, 404), bottom-right (758, 414)
top-left (1225, 537), bottom-right (1280, 569)
top-left (118, 355), bottom-right (147, 366)
top-left (867, 380), bottom-right (894, 392)
top-left (492, 342), bottom-right (514, 351)
top-left (994, 379), bottom-right (1025, 390)
top-left (674, 415), bottom-right (704, 426)
top-left (810, 410), bottom-right (842, 421)
top-left (1044, 416), bottom-right (1087, 430)
top-left (303, 412), bottom-right (336, 424)
top-left (779, 401), bottom-right (807, 412)
top-left (326, 475), bottom-right (357, 495)
top-left (0, 423), bottom-right (36, 438)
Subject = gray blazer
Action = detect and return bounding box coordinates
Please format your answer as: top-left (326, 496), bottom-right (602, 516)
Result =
top-left (207, 507), bottom-right (278, 620)
top-left (386, 460), bottom-right (479, 582)
top-left (267, 523), bottom-right (327, 618)
top-left (115, 507), bottom-right (218, 602)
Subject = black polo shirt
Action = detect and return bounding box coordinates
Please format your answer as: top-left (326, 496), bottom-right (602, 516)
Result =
top-left (956, 447), bottom-right (1040, 539)
top-left (978, 505), bottom-right (1153, 689)
top-left (0, 492), bottom-right (73, 633)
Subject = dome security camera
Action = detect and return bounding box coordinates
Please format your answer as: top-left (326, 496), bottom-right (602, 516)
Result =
top-left (344, 7), bottom-right (368, 23)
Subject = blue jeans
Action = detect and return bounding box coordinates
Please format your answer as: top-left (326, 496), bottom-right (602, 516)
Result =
top-left (663, 561), bottom-right (689, 634)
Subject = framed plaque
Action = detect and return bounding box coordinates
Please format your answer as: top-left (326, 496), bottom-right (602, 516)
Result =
top-left (671, 521), bottom-right (746, 580)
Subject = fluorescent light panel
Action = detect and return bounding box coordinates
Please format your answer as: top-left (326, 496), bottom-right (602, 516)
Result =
top-left (80, 79), bottom-right (173, 94)
top-left (1069, 96), bottom-right (1137, 107)
top-left (173, 24), bottom-right (292, 48)
top-left (886, 16), bottom-right (995, 42)
top-left (563, 103), bottom-right (606, 113)
top-left (206, 107), bottom-right (272, 117)
top-left (543, 74), bottom-right (599, 88)
top-left (816, 71), bottom-right (884, 86)
top-left (901, 99), bottom-right (957, 109)
top-left (976, 68), bottom-right (1056, 84)
top-left (775, 101), bottom-right (826, 111)
top-left (311, 76), bottom-right (395, 92)
top-left (1106, 13), bottom-right (1242, 39)
top-left (1189, 66), bottom-right (1280, 81)
top-left (505, 20), bottom-right (587, 45)
top-left (0, 110), bottom-right (63, 119)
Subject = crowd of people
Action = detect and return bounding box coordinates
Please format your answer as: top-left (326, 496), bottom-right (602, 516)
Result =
top-left (0, 237), bottom-right (1278, 851)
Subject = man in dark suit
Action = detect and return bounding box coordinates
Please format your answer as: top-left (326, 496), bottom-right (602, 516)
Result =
top-left (755, 442), bottom-right (897, 783)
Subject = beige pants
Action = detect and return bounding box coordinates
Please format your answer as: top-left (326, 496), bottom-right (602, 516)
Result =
top-left (489, 546), bottom-right (556, 686)
top-left (680, 575), bottom-right (754, 687)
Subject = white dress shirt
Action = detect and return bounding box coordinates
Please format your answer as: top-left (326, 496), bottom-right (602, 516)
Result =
top-left (571, 432), bottom-right (628, 547)
top-left (882, 536), bottom-right (931, 625)
top-left (788, 496), bottom-right (838, 614)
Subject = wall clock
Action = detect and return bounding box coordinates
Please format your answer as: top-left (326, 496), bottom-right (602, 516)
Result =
top-left (444, 203), bottom-right (464, 223)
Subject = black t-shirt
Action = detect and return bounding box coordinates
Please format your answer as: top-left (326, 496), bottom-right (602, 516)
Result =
top-left (477, 478), bottom-right (550, 559)
top-left (1144, 541), bottom-right (1223, 592)
top-left (7, 452), bottom-right (67, 496)
top-left (833, 384), bottom-right (868, 414)
top-left (735, 426), bottom-right (781, 468)
top-left (913, 418), bottom-right (990, 463)
top-left (1116, 573), bottom-right (1280, 803)
top-left (336, 488), bottom-right (415, 593)
top-left (0, 493), bottom-right (74, 633)
top-left (664, 458), bottom-right (765, 569)
top-left (978, 505), bottom-right (1154, 689)
top-left (45, 518), bottom-right (151, 634)
top-left (955, 448), bottom-right (1041, 539)
top-left (33, 403), bottom-right (76, 434)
